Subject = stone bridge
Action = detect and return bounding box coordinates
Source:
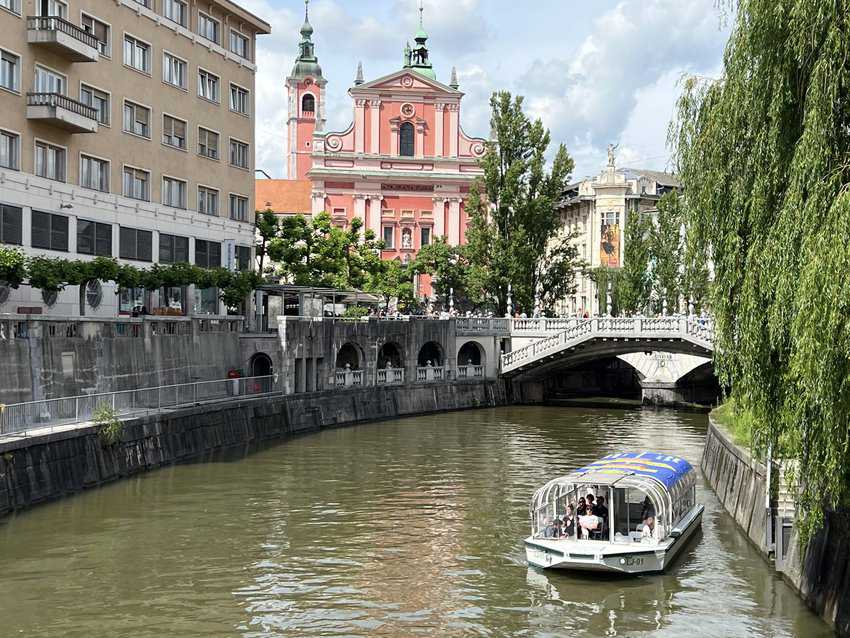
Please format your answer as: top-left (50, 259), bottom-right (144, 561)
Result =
top-left (500, 316), bottom-right (714, 378)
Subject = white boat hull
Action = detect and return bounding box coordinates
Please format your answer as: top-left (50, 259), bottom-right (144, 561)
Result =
top-left (525, 505), bottom-right (703, 575)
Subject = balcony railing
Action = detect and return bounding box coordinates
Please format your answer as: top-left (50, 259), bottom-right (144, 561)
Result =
top-left (26, 15), bottom-right (100, 61)
top-left (377, 368), bottom-right (405, 385)
top-left (334, 369), bottom-right (364, 387)
top-left (457, 365), bottom-right (484, 380)
top-left (416, 366), bottom-right (445, 382)
top-left (27, 92), bottom-right (97, 120)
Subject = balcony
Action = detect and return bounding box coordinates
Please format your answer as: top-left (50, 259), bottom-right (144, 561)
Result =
top-left (27, 16), bottom-right (100, 63)
top-left (26, 93), bottom-right (98, 133)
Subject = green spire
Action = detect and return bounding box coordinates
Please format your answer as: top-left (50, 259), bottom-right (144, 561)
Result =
top-left (291, 0), bottom-right (323, 80)
top-left (403, 0), bottom-right (435, 80)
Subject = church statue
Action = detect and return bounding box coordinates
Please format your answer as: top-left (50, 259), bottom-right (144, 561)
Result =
top-left (607, 143), bottom-right (619, 167)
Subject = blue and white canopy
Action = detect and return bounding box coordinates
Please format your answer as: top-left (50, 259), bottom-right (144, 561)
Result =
top-left (572, 452), bottom-right (694, 490)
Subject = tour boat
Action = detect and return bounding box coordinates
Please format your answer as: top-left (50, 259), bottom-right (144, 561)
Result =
top-left (525, 451), bottom-right (703, 574)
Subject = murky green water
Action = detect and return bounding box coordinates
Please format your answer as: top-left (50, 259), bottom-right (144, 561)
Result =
top-left (0, 407), bottom-right (831, 637)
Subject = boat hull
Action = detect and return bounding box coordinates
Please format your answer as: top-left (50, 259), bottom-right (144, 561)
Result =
top-left (525, 505), bottom-right (703, 575)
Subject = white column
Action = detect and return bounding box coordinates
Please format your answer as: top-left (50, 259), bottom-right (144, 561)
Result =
top-left (390, 121), bottom-right (399, 156)
top-left (434, 104), bottom-right (444, 157)
top-left (312, 191), bottom-right (325, 216)
top-left (21, 206), bottom-right (32, 247)
top-left (370, 99), bottom-right (381, 154)
top-left (433, 197), bottom-right (445, 239)
top-left (353, 194), bottom-right (367, 235)
top-left (111, 223), bottom-right (120, 258)
top-left (448, 198), bottom-right (461, 245)
top-left (415, 120), bottom-right (425, 159)
top-left (151, 230), bottom-right (160, 264)
top-left (354, 99), bottom-right (366, 154)
top-left (370, 196), bottom-right (382, 238)
top-left (448, 105), bottom-right (459, 157)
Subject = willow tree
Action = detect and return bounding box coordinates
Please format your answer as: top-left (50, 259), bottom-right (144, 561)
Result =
top-left (671, 0), bottom-right (850, 539)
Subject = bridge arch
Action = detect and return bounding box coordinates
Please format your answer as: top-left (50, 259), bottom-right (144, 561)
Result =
top-left (378, 342), bottom-right (404, 369)
top-left (336, 342), bottom-right (364, 370)
top-left (458, 341), bottom-right (485, 367)
top-left (417, 341), bottom-right (444, 367)
top-left (249, 352), bottom-right (273, 377)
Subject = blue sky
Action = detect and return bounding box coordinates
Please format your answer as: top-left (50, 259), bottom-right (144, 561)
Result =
top-left (240, 0), bottom-right (730, 180)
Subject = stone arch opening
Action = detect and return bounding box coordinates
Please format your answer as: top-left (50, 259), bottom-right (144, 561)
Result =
top-left (378, 342), bottom-right (404, 369)
top-left (458, 341), bottom-right (485, 367)
top-left (250, 352), bottom-right (273, 378)
top-left (336, 342), bottom-right (362, 370)
top-left (417, 341), bottom-right (444, 367)
top-left (302, 93), bottom-right (315, 114)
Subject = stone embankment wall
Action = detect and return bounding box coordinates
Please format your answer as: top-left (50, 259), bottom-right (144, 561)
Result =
top-left (702, 418), bottom-right (850, 636)
top-left (0, 379), bottom-right (506, 519)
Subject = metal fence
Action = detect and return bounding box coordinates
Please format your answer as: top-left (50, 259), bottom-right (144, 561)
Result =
top-left (0, 375), bottom-right (275, 437)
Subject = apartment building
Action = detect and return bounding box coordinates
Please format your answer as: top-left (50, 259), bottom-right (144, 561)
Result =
top-left (0, 0), bottom-right (270, 317)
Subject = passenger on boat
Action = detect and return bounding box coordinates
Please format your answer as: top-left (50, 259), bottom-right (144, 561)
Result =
top-left (576, 497), bottom-right (588, 516)
top-left (594, 495), bottom-right (609, 523)
top-left (578, 513), bottom-right (601, 539)
top-left (542, 518), bottom-right (555, 538)
top-left (563, 505), bottom-right (576, 538)
top-left (552, 518), bottom-right (563, 538)
top-left (641, 515), bottom-right (655, 543)
top-left (641, 495), bottom-right (655, 521)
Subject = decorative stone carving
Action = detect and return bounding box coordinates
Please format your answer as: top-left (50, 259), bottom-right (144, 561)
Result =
top-left (400, 103), bottom-right (415, 119)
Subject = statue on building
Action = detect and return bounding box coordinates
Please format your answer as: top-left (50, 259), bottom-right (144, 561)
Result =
top-left (607, 143), bottom-right (619, 168)
top-left (402, 228), bottom-right (412, 249)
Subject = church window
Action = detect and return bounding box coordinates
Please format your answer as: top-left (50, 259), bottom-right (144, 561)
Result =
top-left (302, 93), bottom-right (315, 114)
top-left (399, 122), bottom-right (415, 157)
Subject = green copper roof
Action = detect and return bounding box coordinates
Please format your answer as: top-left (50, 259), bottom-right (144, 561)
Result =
top-left (291, 1), bottom-right (323, 79)
top-left (403, 5), bottom-right (435, 81)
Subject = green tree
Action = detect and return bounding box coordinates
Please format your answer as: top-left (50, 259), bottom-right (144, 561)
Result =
top-left (589, 267), bottom-right (622, 316)
top-left (0, 246), bottom-right (27, 288)
top-left (465, 92), bottom-right (579, 315)
top-left (649, 191), bottom-right (683, 314)
top-left (671, 0), bottom-right (850, 539)
top-left (255, 209), bottom-right (280, 277)
top-left (413, 237), bottom-right (466, 308)
top-left (367, 258), bottom-right (415, 312)
top-left (617, 210), bottom-right (652, 314)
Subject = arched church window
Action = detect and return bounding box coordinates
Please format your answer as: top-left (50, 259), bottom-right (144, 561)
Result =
top-left (302, 93), bottom-right (315, 114)
top-left (399, 122), bottom-right (415, 157)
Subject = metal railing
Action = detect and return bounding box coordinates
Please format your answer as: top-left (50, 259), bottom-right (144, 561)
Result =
top-left (27, 15), bottom-right (100, 50)
top-left (27, 92), bottom-right (98, 121)
top-left (0, 375), bottom-right (275, 437)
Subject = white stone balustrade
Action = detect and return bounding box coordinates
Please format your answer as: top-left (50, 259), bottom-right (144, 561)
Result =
top-left (335, 369), bottom-right (364, 387)
top-left (377, 368), bottom-right (405, 385)
top-left (457, 365), bottom-right (485, 379)
top-left (416, 366), bottom-right (445, 382)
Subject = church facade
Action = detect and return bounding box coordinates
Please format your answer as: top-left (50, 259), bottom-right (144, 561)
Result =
top-left (285, 5), bottom-right (487, 274)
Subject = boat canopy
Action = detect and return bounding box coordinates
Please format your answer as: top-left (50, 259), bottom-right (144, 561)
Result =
top-left (570, 452), bottom-right (694, 490)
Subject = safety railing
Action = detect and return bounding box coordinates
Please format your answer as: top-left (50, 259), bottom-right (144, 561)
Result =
top-left (27, 15), bottom-right (100, 50)
top-left (27, 92), bottom-right (98, 121)
top-left (0, 375), bottom-right (275, 437)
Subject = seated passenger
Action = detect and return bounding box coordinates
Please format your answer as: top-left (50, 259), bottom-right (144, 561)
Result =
top-left (576, 497), bottom-right (588, 517)
top-left (640, 496), bottom-right (655, 521)
top-left (542, 518), bottom-right (555, 538)
top-left (641, 515), bottom-right (655, 543)
top-left (552, 518), bottom-right (563, 538)
top-left (594, 495), bottom-right (609, 522)
top-left (578, 513), bottom-right (601, 539)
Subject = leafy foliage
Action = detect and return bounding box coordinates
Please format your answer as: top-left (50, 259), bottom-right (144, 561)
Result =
top-left (0, 246), bottom-right (29, 288)
top-left (465, 92), bottom-right (580, 314)
top-left (617, 210), bottom-right (652, 314)
top-left (93, 403), bottom-right (123, 446)
top-left (649, 191), bottom-right (684, 314)
top-left (413, 237), bottom-right (467, 308)
top-left (670, 0), bottom-right (850, 540)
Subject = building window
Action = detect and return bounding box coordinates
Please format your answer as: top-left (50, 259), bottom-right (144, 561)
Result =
top-left (38, 0), bottom-right (66, 18)
top-left (0, 129), bottom-right (19, 170)
top-left (123, 101), bottom-right (150, 138)
top-left (80, 84), bottom-right (109, 125)
top-left (302, 93), bottom-right (315, 114)
top-left (229, 194), bottom-right (248, 222)
top-left (162, 115), bottom-right (187, 150)
top-left (229, 29), bottom-right (249, 59)
top-left (0, 0), bottom-right (20, 15)
top-left (81, 13), bottom-right (110, 56)
top-left (420, 226), bottom-right (431, 247)
top-left (230, 83), bottom-right (248, 115)
top-left (198, 127), bottom-right (219, 159)
top-left (163, 52), bottom-right (187, 89)
top-left (34, 65), bottom-right (64, 94)
top-left (0, 50), bottom-right (20, 92)
top-left (236, 245), bottom-right (251, 272)
top-left (0, 204), bottom-right (23, 245)
top-left (382, 226), bottom-right (394, 248)
top-left (119, 287), bottom-right (148, 314)
top-left (119, 227), bottom-right (152, 261)
top-left (77, 219), bottom-right (112, 256)
top-left (399, 122), bottom-right (414, 157)
top-left (122, 166), bottom-right (150, 201)
top-left (80, 154), bottom-right (109, 192)
top-left (229, 139), bottom-right (249, 169)
top-left (31, 210), bottom-right (68, 252)
top-left (195, 238), bottom-right (221, 268)
top-left (162, 0), bottom-right (186, 27)
top-left (198, 68), bottom-right (219, 102)
top-left (159, 232), bottom-right (188, 264)
top-left (198, 186), bottom-right (219, 215)
top-left (131, 0), bottom-right (151, 8)
top-left (198, 12), bottom-right (219, 44)
top-left (34, 141), bottom-right (65, 182)
top-left (162, 176), bottom-right (187, 209)
top-left (123, 35), bottom-right (151, 74)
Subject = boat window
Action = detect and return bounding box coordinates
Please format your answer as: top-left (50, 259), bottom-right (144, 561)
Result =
top-left (613, 487), bottom-right (654, 541)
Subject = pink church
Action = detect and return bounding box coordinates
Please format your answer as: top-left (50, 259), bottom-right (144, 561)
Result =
top-left (285, 4), bottom-right (487, 291)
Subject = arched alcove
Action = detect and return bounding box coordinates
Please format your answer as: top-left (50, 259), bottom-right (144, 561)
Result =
top-left (417, 341), bottom-right (444, 367)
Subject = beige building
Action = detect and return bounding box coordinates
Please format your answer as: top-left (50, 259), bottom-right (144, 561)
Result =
top-left (0, 0), bottom-right (269, 317)
top-left (557, 155), bottom-right (679, 315)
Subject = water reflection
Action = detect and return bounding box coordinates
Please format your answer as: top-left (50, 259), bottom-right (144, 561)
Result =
top-left (0, 406), bottom-right (831, 637)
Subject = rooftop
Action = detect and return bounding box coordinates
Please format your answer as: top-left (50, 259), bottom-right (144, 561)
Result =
top-left (256, 179), bottom-right (312, 215)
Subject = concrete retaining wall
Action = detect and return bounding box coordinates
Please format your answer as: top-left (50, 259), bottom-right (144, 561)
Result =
top-left (702, 417), bottom-right (850, 636)
top-left (0, 379), bottom-right (506, 519)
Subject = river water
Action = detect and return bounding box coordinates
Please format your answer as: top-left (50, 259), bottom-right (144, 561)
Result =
top-left (0, 406), bottom-right (831, 637)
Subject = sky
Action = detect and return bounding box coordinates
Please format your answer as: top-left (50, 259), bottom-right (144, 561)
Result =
top-left (239, 0), bottom-right (730, 181)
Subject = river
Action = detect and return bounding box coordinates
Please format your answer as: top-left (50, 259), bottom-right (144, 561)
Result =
top-left (0, 406), bottom-right (831, 637)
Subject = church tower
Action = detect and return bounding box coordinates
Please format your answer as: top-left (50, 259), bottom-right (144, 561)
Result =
top-left (286, 0), bottom-right (326, 180)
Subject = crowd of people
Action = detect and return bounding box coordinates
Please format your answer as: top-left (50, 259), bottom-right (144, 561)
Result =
top-left (539, 493), bottom-right (660, 543)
